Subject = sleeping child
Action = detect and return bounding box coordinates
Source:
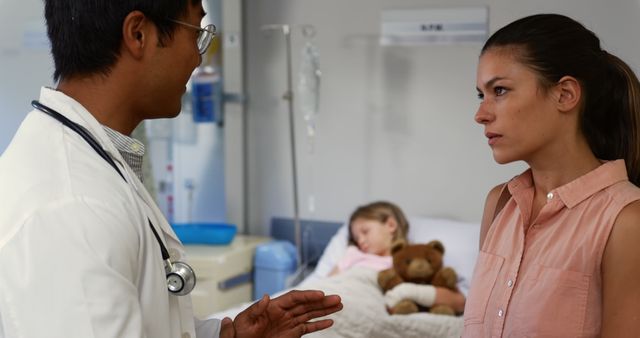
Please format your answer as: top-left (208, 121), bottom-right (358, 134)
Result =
top-left (329, 201), bottom-right (466, 313)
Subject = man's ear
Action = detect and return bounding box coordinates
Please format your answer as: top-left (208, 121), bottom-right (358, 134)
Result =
top-left (122, 10), bottom-right (149, 59)
top-left (555, 75), bottom-right (581, 113)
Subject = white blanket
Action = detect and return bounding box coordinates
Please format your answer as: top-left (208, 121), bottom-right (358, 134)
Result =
top-left (300, 267), bottom-right (463, 338)
top-left (209, 267), bottom-right (464, 338)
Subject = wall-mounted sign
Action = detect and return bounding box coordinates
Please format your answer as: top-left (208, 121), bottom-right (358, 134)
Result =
top-left (380, 7), bottom-right (488, 46)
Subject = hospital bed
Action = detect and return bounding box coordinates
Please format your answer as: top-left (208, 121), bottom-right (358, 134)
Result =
top-left (207, 216), bottom-right (480, 338)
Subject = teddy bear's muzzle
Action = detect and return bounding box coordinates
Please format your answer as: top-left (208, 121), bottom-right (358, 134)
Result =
top-left (406, 259), bottom-right (434, 280)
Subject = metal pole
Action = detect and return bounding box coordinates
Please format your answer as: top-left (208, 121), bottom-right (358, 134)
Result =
top-left (282, 25), bottom-right (303, 269)
top-left (261, 24), bottom-right (302, 269)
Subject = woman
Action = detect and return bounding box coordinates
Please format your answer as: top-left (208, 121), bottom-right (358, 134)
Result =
top-left (464, 14), bottom-right (640, 337)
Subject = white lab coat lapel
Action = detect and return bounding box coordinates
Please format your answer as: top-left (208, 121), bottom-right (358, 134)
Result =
top-left (38, 88), bottom-right (181, 244)
top-left (31, 87), bottom-right (200, 338)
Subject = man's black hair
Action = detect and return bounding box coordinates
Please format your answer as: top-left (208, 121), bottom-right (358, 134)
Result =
top-left (44, 0), bottom-right (201, 81)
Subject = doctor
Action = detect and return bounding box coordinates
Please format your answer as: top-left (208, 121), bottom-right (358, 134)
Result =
top-left (0, 0), bottom-right (342, 337)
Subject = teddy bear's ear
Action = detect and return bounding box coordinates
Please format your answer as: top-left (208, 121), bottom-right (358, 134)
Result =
top-left (427, 240), bottom-right (445, 254)
top-left (391, 239), bottom-right (407, 255)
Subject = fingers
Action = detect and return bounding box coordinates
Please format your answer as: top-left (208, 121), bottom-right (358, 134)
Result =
top-left (288, 294), bottom-right (342, 317)
top-left (299, 318), bottom-right (335, 335)
top-left (291, 303), bottom-right (344, 324)
top-left (219, 317), bottom-right (235, 338)
top-left (273, 290), bottom-right (326, 309)
top-left (434, 287), bottom-right (465, 313)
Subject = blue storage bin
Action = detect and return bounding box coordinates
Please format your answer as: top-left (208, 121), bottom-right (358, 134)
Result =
top-left (171, 223), bottom-right (237, 245)
top-left (253, 241), bottom-right (297, 299)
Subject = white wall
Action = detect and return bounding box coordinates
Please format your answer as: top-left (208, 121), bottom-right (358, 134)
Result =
top-left (0, 0), bottom-right (54, 153)
top-left (243, 0), bottom-right (640, 234)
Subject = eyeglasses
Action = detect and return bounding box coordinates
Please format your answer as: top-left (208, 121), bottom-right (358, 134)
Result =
top-left (169, 19), bottom-right (216, 55)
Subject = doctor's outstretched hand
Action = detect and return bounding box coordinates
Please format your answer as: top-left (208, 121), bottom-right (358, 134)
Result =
top-left (220, 290), bottom-right (342, 338)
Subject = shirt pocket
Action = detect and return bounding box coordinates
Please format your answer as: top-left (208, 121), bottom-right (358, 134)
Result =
top-left (463, 251), bottom-right (504, 325)
top-left (509, 264), bottom-right (590, 336)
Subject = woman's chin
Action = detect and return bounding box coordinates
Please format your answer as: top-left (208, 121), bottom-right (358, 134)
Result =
top-left (492, 152), bottom-right (518, 165)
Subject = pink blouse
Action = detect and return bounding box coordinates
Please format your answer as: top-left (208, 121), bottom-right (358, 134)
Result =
top-left (463, 160), bottom-right (640, 337)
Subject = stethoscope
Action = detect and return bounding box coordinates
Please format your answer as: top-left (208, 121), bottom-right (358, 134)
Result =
top-left (32, 100), bottom-right (196, 296)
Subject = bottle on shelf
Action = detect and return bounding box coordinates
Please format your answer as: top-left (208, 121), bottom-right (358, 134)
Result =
top-left (191, 42), bottom-right (223, 125)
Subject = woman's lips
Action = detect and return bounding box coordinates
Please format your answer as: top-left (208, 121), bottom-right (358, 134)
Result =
top-left (486, 132), bottom-right (502, 145)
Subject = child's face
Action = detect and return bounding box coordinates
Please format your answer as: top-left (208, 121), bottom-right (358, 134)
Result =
top-left (350, 217), bottom-right (397, 256)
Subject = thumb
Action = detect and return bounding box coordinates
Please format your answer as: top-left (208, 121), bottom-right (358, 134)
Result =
top-left (219, 317), bottom-right (235, 338)
top-left (248, 294), bottom-right (270, 319)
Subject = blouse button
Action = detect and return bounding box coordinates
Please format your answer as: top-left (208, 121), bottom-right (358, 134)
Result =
top-left (507, 280), bottom-right (513, 287)
top-left (546, 192), bottom-right (554, 200)
top-left (498, 309), bottom-right (504, 317)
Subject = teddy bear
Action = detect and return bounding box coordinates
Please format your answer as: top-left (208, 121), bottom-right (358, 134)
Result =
top-left (377, 239), bottom-right (459, 315)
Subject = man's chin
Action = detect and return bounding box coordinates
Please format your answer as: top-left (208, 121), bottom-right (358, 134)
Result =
top-left (164, 103), bottom-right (183, 119)
top-left (146, 107), bottom-right (181, 120)
top-left (168, 107), bottom-right (182, 118)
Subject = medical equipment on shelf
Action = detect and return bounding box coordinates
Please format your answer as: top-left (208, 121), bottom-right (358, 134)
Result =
top-left (253, 240), bottom-right (298, 298)
top-left (191, 65), bottom-right (223, 124)
top-left (31, 100), bottom-right (197, 296)
top-left (191, 31), bottom-right (223, 125)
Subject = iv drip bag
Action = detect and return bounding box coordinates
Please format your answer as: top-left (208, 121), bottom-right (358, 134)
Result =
top-left (298, 42), bottom-right (321, 139)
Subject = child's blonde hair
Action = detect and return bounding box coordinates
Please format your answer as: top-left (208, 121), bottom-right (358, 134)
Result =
top-left (347, 201), bottom-right (410, 246)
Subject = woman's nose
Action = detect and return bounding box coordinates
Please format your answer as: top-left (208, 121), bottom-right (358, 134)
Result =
top-left (474, 102), bottom-right (494, 125)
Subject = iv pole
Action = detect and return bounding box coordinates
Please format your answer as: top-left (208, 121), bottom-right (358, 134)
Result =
top-left (261, 24), bottom-right (302, 269)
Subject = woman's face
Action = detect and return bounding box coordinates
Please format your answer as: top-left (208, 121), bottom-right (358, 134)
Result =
top-left (350, 217), bottom-right (397, 256)
top-left (475, 48), bottom-right (563, 165)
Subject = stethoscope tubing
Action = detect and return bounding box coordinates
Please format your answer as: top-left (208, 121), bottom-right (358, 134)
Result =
top-left (32, 100), bottom-right (127, 181)
top-left (31, 100), bottom-right (172, 262)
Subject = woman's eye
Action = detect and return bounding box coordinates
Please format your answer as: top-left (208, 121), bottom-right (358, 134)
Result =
top-left (494, 87), bottom-right (507, 96)
top-left (477, 92), bottom-right (484, 100)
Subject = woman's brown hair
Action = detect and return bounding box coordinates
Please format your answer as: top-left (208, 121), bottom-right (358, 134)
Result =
top-left (482, 14), bottom-right (640, 185)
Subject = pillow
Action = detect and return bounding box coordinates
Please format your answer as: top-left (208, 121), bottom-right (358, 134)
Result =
top-left (407, 216), bottom-right (480, 295)
top-left (313, 216), bottom-right (480, 295)
top-left (313, 223), bottom-right (349, 278)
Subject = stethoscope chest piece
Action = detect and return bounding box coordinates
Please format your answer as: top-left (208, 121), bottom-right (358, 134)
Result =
top-left (166, 260), bottom-right (197, 296)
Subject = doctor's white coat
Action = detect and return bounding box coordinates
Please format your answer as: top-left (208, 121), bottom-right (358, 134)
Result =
top-left (0, 88), bottom-right (220, 338)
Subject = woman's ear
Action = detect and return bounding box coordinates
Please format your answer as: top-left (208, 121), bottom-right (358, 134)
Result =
top-left (121, 10), bottom-right (149, 59)
top-left (555, 75), bottom-right (582, 113)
